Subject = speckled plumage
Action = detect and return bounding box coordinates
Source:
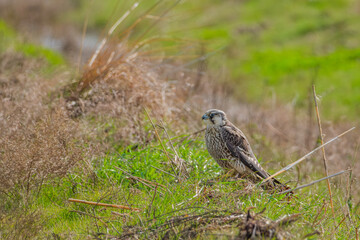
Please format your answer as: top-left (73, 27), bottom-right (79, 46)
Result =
top-left (202, 109), bottom-right (287, 189)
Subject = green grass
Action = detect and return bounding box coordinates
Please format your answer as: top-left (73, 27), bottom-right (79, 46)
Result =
top-left (2, 136), bottom-right (357, 239)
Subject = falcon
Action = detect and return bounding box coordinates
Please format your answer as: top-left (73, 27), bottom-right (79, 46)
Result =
top-left (202, 109), bottom-right (288, 190)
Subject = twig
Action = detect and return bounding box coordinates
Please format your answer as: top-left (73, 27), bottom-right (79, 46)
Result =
top-left (68, 198), bottom-right (141, 212)
top-left (346, 169), bottom-right (355, 227)
top-left (312, 200), bottom-right (327, 227)
top-left (331, 213), bottom-right (349, 236)
top-left (262, 127), bottom-right (355, 183)
top-left (70, 210), bottom-right (108, 226)
top-left (158, 120), bottom-right (189, 177)
top-left (115, 166), bottom-right (166, 189)
top-left (144, 108), bottom-right (179, 179)
top-left (178, 128), bottom-right (206, 143)
top-left (147, 185), bottom-right (158, 217)
top-left (278, 169), bottom-right (350, 195)
top-left (303, 231), bottom-right (320, 238)
top-left (176, 186), bottom-right (205, 207)
top-left (150, 165), bottom-right (176, 178)
top-left (111, 211), bottom-right (131, 217)
top-left (312, 85), bottom-right (335, 220)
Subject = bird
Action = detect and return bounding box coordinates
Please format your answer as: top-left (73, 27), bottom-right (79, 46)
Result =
top-left (202, 109), bottom-right (289, 190)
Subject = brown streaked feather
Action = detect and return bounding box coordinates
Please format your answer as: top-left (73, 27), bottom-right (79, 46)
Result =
top-left (219, 123), bottom-right (270, 180)
top-left (220, 123), bottom-right (287, 188)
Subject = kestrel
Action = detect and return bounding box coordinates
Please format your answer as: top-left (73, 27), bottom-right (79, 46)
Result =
top-left (202, 109), bottom-right (288, 190)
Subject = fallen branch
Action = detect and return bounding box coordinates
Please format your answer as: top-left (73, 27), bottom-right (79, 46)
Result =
top-left (68, 198), bottom-right (141, 212)
top-left (278, 169), bottom-right (350, 195)
top-left (262, 127), bottom-right (355, 183)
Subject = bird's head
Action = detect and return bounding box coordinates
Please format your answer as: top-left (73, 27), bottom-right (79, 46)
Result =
top-left (202, 109), bottom-right (227, 127)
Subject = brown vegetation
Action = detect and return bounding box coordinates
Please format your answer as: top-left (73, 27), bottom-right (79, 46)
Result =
top-left (119, 209), bottom-right (298, 239)
top-left (0, 53), bottom-right (91, 194)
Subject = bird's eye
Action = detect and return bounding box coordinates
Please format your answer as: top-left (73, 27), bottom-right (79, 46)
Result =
top-left (210, 113), bottom-right (215, 118)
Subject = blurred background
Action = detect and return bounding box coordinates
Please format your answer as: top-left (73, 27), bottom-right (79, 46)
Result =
top-left (1, 0), bottom-right (360, 120)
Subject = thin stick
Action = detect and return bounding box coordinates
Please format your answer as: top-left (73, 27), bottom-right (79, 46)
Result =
top-left (262, 127), bottom-right (355, 183)
top-left (178, 128), bottom-right (205, 144)
top-left (159, 121), bottom-right (189, 177)
top-left (313, 201), bottom-right (329, 228)
top-left (115, 166), bottom-right (166, 189)
top-left (68, 198), bottom-right (141, 212)
top-left (70, 210), bottom-right (108, 226)
top-left (312, 85), bottom-right (335, 219)
top-left (147, 185), bottom-right (158, 217)
top-left (331, 213), bottom-right (349, 236)
top-left (111, 211), bottom-right (131, 217)
top-left (150, 165), bottom-right (176, 178)
top-left (312, 200), bottom-right (327, 227)
top-left (278, 169), bottom-right (350, 195)
top-left (158, 121), bottom-right (180, 163)
top-left (144, 108), bottom-right (179, 179)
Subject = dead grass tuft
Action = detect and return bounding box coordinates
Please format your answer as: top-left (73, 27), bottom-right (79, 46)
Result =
top-left (65, 36), bottom-right (202, 145)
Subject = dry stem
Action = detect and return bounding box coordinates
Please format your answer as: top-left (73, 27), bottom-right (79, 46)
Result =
top-left (68, 198), bottom-right (141, 212)
top-left (115, 166), bottom-right (166, 189)
top-left (312, 85), bottom-right (335, 219)
top-left (278, 169), bottom-right (350, 195)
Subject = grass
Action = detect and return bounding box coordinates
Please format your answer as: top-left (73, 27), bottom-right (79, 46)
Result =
top-left (1, 134), bottom-right (358, 239)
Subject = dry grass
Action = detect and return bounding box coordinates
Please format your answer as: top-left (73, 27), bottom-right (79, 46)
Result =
top-left (0, 110), bottom-right (86, 192)
top-left (0, 53), bottom-right (92, 194)
top-left (65, 37), bottom-right (204, 147)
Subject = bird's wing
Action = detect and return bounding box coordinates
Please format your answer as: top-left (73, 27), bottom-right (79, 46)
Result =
top-left (219, 124), bottom-right (270, 179)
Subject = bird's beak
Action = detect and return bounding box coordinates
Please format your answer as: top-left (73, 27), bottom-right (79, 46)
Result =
top-left (202, 114), bottom-right (209, 120)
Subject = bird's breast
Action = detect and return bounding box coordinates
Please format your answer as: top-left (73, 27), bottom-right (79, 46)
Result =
top-left (205, 127), bottom-right (228, 160)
